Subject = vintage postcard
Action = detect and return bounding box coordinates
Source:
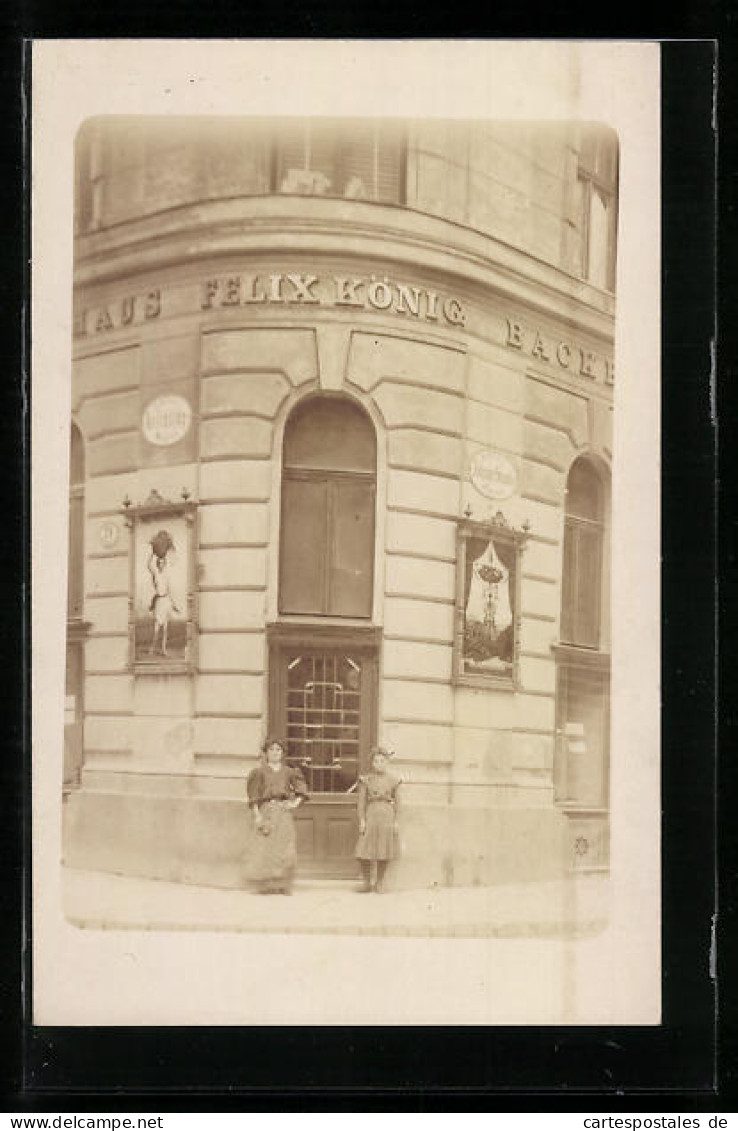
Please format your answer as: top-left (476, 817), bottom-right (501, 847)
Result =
top-left (32, 40), bottom-right (661, 1026)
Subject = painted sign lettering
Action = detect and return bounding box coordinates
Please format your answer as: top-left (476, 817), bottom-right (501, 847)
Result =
top-left (200, 272), bottom-right (466, 326)
top-left (505, 317), bottom-right (613, 385)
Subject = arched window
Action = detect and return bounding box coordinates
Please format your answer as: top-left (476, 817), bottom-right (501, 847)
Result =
top-left (279, 397), bottom-right (376, 618)
top-left (560, 458), bottom-right (605, 648)
top-left (68, 424), bottom-right (85, 620)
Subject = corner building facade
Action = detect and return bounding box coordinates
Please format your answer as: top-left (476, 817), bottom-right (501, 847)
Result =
top-left (64, 118), bottom-right (616, 887)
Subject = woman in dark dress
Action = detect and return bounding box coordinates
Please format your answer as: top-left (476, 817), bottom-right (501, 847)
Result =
top-left (355, 746), bottom-right (401, 893)
top-left (245, 737), bottom-right (309, 894)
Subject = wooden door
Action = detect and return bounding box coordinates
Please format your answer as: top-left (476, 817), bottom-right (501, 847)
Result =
top-left (269, 631), bottom-right (379, 877)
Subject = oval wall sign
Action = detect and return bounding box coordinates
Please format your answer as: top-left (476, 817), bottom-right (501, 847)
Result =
top-left (142, 395), bottom-right (192, 447)
top-left (470, 450), bottom-right (518, 501)
top-left (98, 520), bottom-right (120, 549)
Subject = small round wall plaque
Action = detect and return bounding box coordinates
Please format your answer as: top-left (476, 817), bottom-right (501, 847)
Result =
top-left (142, 395), bottom-right (192, 447)
top-left (470, 450), bottom-right (518, 500)
top-left (98, 520), bottom-right (119, 549)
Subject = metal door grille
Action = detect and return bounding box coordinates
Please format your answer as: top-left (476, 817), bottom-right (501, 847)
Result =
top-left (285, 651), bottom-right (361, 792)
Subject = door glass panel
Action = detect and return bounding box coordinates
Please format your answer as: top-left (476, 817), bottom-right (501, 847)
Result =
top-left (285, 651), bottom-right (362, 793)
top-left (279, 478), bottom-right (327, 614)
top-left (330, 479), bottom-right (375, 617)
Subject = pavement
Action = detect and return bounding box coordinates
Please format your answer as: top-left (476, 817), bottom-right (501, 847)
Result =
top-left (62, 866), bottom-right (610, 938)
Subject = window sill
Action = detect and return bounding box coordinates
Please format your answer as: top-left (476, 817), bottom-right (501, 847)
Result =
top-left (551, 643), bottom-right (611, 671)
top-left (453, 673), bottom-right (517, 692)
top-left (556, 803), bottom-right (609, 816)
top-left (66, 618), bottom-right (93, 642)
top-left (132, 661), bottom-right (195, 677)
top-left (267, 620), bottom-right (382, 649)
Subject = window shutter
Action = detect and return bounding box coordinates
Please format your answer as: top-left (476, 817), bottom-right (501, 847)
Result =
top-left (560, 519), bottom-right (578, 643)
top-left (574, 523), bottom-right (602, 647)
top-left (374, 126), bottom-right (404, 203)
top-left (67, 490), bottom-right (84, 620)
top-left (275, 119), bottom-right (403, 203)
top-left (561, 460), bottom-right (605, 648)
top-left (330, 480), bottom-right (375, 616)
top-left (279, 478), bottom-right (328, 614)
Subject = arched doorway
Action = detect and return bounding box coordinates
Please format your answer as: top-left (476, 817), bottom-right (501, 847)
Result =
top-left (268, 395), bottom-right (381, 876)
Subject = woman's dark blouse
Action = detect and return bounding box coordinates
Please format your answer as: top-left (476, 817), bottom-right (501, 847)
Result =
top-left (247, 763), bottom-right (309, 806)
top-left (356, 771), bottom-right (400, 821)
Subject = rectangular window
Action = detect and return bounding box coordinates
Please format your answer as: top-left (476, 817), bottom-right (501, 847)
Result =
top-left (274, 119), bottom-right (405, 204)
top-left (576, 127), bottom-right (618, 291)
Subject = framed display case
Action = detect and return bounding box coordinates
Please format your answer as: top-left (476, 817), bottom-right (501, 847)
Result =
top-left (453, 511), bottom-right (529, 689)
top-left (122, 489), bottom-right (198, 675)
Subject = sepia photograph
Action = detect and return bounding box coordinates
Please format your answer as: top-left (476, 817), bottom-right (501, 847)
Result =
top-left (32, 41), bottom-right (661, 1027)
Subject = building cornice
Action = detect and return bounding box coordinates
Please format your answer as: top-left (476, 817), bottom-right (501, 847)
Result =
top-left (74, 196), bottom-right (616, 344)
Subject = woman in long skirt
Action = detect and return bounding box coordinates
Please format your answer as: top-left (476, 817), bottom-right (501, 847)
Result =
top-left (245, 737), bottom-right (309, 894)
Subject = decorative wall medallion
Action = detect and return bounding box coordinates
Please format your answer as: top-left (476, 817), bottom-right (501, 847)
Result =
top-left (574, 836), bottom-right (590, 857)
top-left (98, 520), bottom-right (120, 549)
top-left (470, 450), bottom-right (518, 501)
top-left (142, 395), bottom-right (192, 447)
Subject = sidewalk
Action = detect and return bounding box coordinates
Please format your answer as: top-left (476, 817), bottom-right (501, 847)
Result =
top-left (63, 867), bottom-right (610, 938)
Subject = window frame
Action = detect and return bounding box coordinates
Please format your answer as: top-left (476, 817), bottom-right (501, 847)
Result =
top-left (278, 396), bottom-right (377, 621)
top-left (272, 120), bottom-right (407, 206)
top-left (577, 169), bottom-right (618, 292)
top-left (552, 644), bottom-right (611, 813)
top-left (575, 128), bottom-right (619, 292)
top-left (452, 512), bottom-right (529, 691)
top-left (559, 459), bottom-right (607, 651)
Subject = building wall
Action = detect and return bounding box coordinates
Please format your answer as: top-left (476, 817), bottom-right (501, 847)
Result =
top-left (65, 118), bottom-right (614, 888)
top-left (76, 117), bottom-right (613, 284)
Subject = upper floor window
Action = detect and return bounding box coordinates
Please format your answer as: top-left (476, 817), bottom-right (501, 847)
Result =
top-left (74, 117), bottom-right (407, 233)
top-left (560, 458), bottom-right (606, 649)
top-left (68, 424), bottom-right (85, 620)
top-left (575, 126), bottom-right (619, 291)
top-left (279, 397), bottom-right (376, 618)
top-left (274, 119), bottom-right (405, 204)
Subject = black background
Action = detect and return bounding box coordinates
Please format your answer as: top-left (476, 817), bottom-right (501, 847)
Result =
top-left (0, 28), bottom-right (730, 1109)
